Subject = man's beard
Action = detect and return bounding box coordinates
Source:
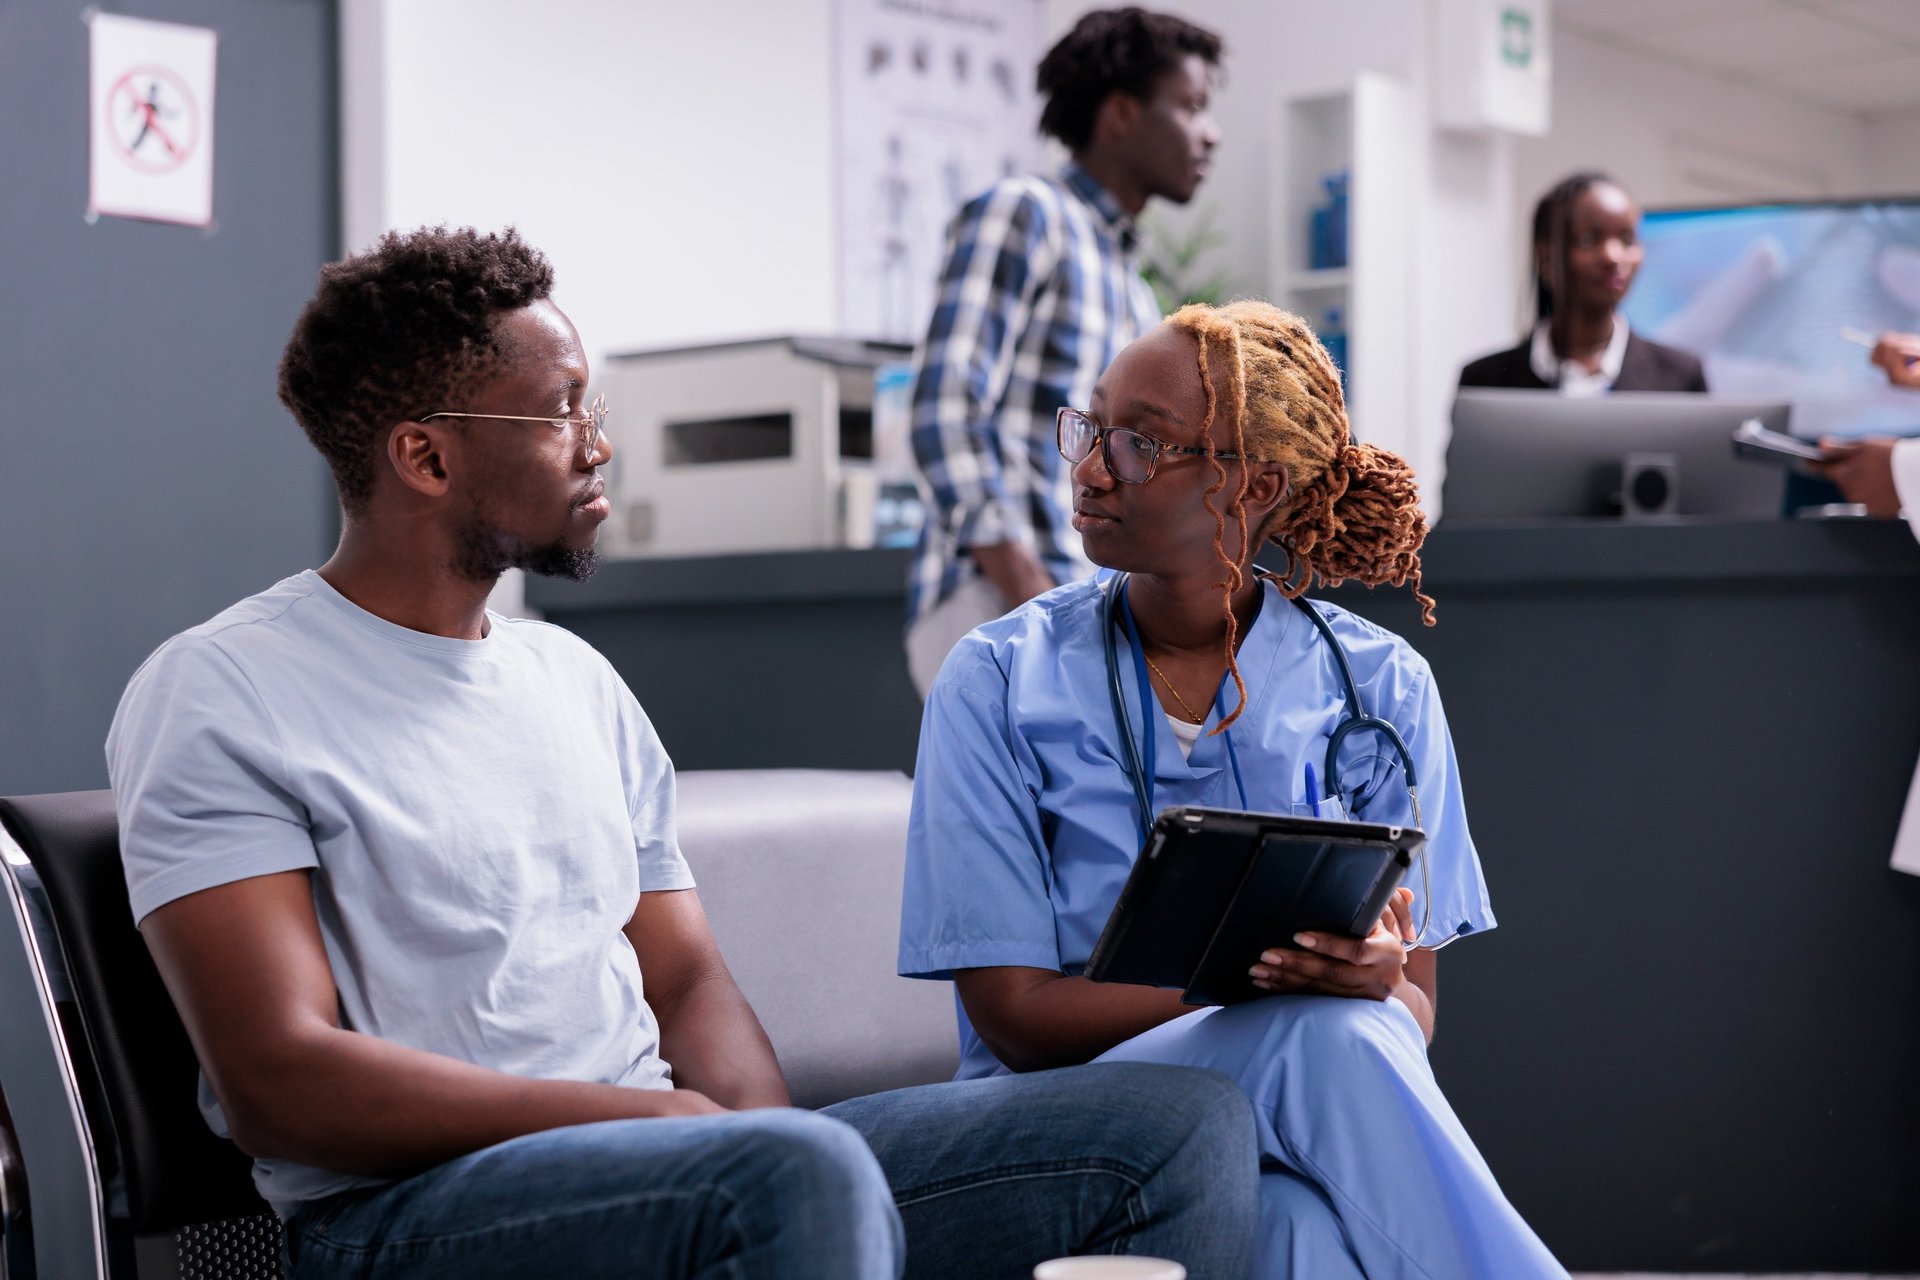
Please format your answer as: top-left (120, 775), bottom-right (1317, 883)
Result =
top-left (452, 519), bottom-right (599, 583)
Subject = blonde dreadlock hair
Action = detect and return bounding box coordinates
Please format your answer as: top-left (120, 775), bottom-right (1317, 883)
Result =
top-left (1164, 300), bottom-right (1434, 731)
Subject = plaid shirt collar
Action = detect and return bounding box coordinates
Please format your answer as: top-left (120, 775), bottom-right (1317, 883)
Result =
top-left (1060, 161), bottom-right (1139, 254)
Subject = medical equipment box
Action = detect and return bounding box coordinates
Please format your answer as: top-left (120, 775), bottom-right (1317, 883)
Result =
top-left (595, 335), bottom-right (912, 559)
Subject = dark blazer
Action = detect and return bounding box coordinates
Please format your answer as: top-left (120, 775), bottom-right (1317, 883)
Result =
top-left (1458, 331), bottom-right (1709, 393)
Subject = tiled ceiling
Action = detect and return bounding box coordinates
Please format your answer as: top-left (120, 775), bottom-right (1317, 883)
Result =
top-left (1556, 0), bottom-right (1920, 114)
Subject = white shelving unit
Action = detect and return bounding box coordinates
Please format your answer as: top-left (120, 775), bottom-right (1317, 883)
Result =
top-left (1270, 74), bottom-right (1416, 462)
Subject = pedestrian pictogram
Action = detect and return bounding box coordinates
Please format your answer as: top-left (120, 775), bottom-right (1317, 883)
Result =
top-left (88, 14), bottom-right (218, 228)
top-left (107, 67), bottom-right (200, 174)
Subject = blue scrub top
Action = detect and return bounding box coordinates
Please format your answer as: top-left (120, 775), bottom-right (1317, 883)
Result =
top-left (898, 576), bottom-right (1498, 1081)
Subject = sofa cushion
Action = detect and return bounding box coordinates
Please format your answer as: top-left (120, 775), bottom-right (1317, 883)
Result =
top-left (673, 769), bottom-right (960, 1107)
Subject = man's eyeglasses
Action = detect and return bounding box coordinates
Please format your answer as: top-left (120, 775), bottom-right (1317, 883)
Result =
top-left (1056, 406), bottom-right (1270, 484)
top-left (421, 393), bottom-right (608, 461)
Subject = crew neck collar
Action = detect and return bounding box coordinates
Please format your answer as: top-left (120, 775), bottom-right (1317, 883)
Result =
top-left (301, 570), bottom-right (499, 657)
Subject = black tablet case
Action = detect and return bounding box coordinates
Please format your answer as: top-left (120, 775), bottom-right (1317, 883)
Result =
top-left (1084, 808), bottom-right (1420, 1007)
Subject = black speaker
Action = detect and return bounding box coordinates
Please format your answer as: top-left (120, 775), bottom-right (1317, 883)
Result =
top-left (1622, 451), bottom-right (1679, 519)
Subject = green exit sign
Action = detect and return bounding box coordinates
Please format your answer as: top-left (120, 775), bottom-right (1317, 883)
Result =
top-left (1501, 6), bottom-right (1534, 68)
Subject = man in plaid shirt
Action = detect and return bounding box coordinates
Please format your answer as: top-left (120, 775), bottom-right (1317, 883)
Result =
top-left (903, 7), bottom-right (1224, 694)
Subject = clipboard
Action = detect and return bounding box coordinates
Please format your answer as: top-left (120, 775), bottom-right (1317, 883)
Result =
top-left (1084, 807), bottom-right (1423, 1007)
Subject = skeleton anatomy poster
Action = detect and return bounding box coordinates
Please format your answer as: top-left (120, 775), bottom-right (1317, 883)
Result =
top-left (835, 0), bottom-right (1043, 343)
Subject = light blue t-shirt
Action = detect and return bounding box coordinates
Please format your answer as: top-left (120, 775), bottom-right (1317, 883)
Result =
top-left (897, 577), bottom-right (1496, 1081)
top-left (105, 570), bottom-right (692, 1211)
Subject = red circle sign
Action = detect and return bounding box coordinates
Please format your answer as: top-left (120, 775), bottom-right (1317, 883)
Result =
top-left (107, 65), bottom-right (200, 174)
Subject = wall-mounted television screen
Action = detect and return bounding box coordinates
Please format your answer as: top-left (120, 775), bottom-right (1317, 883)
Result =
top-left (1621, 199), bottom-right (1920, 439)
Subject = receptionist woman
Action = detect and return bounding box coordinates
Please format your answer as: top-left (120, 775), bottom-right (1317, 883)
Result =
top-left (899, 301), bottom-right (1566, 1279)
top-left (1461, 171), bottom-right (1708, 395)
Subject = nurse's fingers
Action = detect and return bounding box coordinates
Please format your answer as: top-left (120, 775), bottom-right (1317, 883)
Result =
top-left (1386, 889), bottom-right (1415, 944)
top-left (1250, 949), bottom-right (1390, 999)
top-left (1249, 968), bottom-right (1379, 1000)
top-left (1248, 963), bottom-right (1346, 995)
top-left (1289, 930), bottom-right (1370, 964)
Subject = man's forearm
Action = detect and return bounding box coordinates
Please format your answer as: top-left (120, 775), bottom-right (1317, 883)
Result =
top-left (652, 969), bottom-right (791, 1109)
top-left (223, 1023), bottom-right (714, 1178)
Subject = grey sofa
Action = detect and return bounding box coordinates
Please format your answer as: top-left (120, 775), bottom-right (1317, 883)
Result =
top-left (674, 768), bottom-right (959, 1105)
top-left (0, 768), bottom-right (959, 1279)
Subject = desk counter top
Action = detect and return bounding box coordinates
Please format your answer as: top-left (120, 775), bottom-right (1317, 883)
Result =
top-left (528, 518), bottom-right (1920, 614)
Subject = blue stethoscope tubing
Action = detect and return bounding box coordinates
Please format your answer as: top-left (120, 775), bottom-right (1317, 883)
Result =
top-left (1102, 571), bottom-right (1433, 943)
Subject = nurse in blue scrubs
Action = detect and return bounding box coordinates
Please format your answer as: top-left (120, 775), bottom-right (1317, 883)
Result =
top-left (898, 300), bottom-right (1566, 1279)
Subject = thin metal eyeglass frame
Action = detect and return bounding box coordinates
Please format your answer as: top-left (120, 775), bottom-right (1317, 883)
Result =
top-left (1055, 406), bottom-right (1271, 484)
top-left (420, 392), bottom-right (608, 460)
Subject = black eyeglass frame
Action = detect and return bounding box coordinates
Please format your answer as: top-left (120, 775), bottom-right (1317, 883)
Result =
top-left (1055, 406), bottom-right (1274, 484)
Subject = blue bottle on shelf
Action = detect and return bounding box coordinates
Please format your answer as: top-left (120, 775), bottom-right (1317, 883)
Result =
top-left (1308, 170), bottom-right (1350, 271)
top-left (1320, 306), bottom-right (1349, 399)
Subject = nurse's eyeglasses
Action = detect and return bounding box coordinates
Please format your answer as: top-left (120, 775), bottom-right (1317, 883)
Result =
top-left (421, 393), bottom-right (609, 462)
top-left (1056, 407), bottom-right (1273, 485)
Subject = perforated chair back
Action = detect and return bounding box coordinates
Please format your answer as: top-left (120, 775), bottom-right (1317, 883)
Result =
top-left (0, 790), bottom-right (268, 1235)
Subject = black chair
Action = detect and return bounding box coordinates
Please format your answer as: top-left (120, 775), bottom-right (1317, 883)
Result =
top-left (0, 790), bottom-right (284, 1279)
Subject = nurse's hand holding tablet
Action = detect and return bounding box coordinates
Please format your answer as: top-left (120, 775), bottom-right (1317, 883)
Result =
top-left (1248, 885), bottom-right (1417, 998)
top-left (899, 300), bottom-right (1567, 1277)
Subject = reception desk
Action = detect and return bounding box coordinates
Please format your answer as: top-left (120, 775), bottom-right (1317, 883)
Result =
top-left (530, 519), bottom-right (1920, 1271)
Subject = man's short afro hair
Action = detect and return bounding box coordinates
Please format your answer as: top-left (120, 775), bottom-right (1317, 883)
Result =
top-left (1036, 7), bottom-right (1223, 153)
top-left (278, 225), bottom-right (555, 515)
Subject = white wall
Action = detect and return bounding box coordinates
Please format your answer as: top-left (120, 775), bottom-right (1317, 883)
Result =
top-left (343, 0), bottom-right (838, 374)
top-left (1861, 106), bottom-right (1920, 198)
top-left (342, 0), bottom-right (844, 616)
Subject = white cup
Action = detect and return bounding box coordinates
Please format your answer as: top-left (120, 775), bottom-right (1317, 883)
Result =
top-left (1032, 1259), bottom-right (1187, 1280)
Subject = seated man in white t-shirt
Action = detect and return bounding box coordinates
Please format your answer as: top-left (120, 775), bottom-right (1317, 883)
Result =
top-left (1816, 331), bottom-right (1920, 542)
top-left (106, 226), bottom-right (1260, 1280)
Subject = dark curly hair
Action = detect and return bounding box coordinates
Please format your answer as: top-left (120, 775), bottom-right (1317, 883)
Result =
top-left (278, 225), bottom-right (555, 515)
top-left (1036, 7), bottom-right (1223, 152)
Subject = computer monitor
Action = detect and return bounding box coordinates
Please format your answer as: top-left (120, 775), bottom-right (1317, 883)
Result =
top-left (1440, 390), bottom-right (1793, 522)
top-left (1622, 198), bottom-right (1920, 440)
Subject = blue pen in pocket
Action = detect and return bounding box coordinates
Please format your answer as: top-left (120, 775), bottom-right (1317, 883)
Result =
top-left (1303, 762), bottom-right (1321, 818)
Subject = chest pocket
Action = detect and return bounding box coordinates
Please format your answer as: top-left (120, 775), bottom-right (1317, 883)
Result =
top-left (1289, 790), bottom-right (1352, 823)
top-left (1341, 751), bottom-right (1409, 823)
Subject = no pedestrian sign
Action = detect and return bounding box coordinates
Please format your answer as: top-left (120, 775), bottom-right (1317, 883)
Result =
top-left (89, 13), bottom-right (217, 227)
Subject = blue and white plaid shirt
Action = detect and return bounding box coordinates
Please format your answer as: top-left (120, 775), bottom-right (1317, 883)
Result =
top-left (906, 162), bottom-right (1163, 624)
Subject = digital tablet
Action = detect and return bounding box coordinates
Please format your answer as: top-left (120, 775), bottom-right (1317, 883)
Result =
top-left (1731, 418), bottom-right (1825, 468)
top-left (1084, 807), bottom-right (1422, 1007)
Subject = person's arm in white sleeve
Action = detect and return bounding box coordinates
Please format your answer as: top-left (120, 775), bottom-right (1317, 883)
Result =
top-left (1816, 333), bottom-right (1920, 542)
top-left (1815, 437), bottom-right (1918, 539)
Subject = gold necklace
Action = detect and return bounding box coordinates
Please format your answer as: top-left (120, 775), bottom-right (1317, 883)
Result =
top-left (1142, 652), bottom-right (1208, 724)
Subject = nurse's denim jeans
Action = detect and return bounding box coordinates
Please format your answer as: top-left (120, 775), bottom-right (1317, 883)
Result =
top-left (281, 1062), bottom-right (1259, 1280)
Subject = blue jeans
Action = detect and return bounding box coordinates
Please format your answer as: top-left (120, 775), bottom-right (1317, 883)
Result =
top-left (282, 1063), bottom-right (1257, 1280)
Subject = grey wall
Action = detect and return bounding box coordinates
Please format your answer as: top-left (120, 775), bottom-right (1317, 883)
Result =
top-left (0, 0), bottom-right (338, 795)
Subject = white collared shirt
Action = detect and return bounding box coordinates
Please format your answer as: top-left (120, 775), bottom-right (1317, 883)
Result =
top-left (1529, 317), bottom-right (1630, 397)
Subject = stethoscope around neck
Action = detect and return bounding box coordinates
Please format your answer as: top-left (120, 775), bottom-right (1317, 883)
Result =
top-left (1101, 571), bottom-right (1434, 943)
